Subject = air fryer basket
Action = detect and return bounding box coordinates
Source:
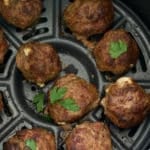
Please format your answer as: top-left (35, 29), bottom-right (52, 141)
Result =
top-left (0, 0), bottom-right (150, 149)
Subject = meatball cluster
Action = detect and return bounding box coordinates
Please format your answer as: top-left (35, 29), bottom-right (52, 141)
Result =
top-left (0, 0), bottom-right (149, 149)
top-left (93, 29), bottom-right (139, 75)
top-left (0, 0), bottom-right (42, 29)
top-left (66, 122), bottom-right (112, 150)
top-left (16, 42), bottom-right (61, 86)
top-left (0, 28), bottom-right (8, 64)
top-left (46, 74), bottom-right (99, 124)
top-left (3, 128), bottom-right (56, 150)
top-left (101, 77), bottom-right (150, 128)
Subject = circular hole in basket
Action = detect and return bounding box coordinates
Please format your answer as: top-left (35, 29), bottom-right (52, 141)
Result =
top-left (64, 27), bottom-right (72, 34)
top-left (31, 85), bottom-right (37, 92)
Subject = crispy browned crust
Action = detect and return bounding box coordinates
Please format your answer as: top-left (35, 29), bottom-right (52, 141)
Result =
top-left (93, 29), bottom-right (139, 75)
top-left (0, 93), bottom-right (3, 111)
top-left (16, 42), bottom-right (61, 85)
top-left (0, 0), bottom-right (42, 29)
top-left (0, 28), bottom-right (8, 64)
top-left (66, 122), bottom-right (112, 150)
top-left (46, 74), bottom-right (100, 124)
top-left (64, 0), bottom-right (114, 37)
top-left (101, 77), bottom-right (150, 128)
top-left (3, 128), bottom-right (56, 150)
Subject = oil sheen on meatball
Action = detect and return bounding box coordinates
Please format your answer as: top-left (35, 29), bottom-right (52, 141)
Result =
top-left (46, 74), bottom-right (100, 124)
top-left (16, 42), bottom-right (61, 87)
top-left (64, 0), bottom-right (114, 37)
top-left (0, 0), bottom-right (42, 29)
top-left (0, 93), bottom-right (3, 111)
top-left (93, 29), bottom-right (139, 75)
top-left (101, 77), bottom-right (150, 128)
top-left (3, 128), bottom-right (56, 150)
top-left (0, 28), bottom-right (8, 64)
top-left (66, 122), bottom-right (112, 150)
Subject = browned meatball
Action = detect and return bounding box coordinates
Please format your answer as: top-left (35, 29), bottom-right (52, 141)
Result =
top-left (64, 0), bottom-right (114, 49)
top-left (0, 0), bottom-right (42, 29)
top-left (101, 77), bottom-right (150, 128)
top-left (64, 0), bottom-right (114, 37)
top-left (93, 29), bottom-right (139, 75)
top-left (3, 128), bottom-right (56, 150)
top-left (0, 28), bottom-right (8, 64)
top-left (66, 122), bottom-right (112, 150)
top-left (16, 42), bottom-right (61, 87)
top-left (45, 74), bottom-right (100, 124)
top-left (0, 93), bottom-right (3, 111)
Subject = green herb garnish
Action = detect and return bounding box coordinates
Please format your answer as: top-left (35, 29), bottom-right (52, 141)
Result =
top-left (109, 40), bottom-right (128, 59)
top-left (50, 86), bottom-right (80, 112)
top-left (25, 139), bottom-right (36, 150)
top-left (33, 93), bottom-right (44, 112)
top-left (50, 87), bottom-right (67, 104)
top-left (59, 98), bottom-right (80, 112)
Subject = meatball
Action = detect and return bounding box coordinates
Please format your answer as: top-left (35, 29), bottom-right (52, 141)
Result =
top-left (66, 122), bottom-right (112, 150)
top-left (64, 0), bottom-right (114, 37)
top-left (16, 42), bottom-right (61, 87)
top-left (93, 29), bottom-right (139, 75)
top-left (64, 0), bottom-right (114, 49)
top-left (0, 0), bottom-right (42, 29)
top-left (3, 128), bottom-right (56, 150)
top-left (45, 74), bottom-right (99, 124)
top-left (101, 77), bottom-right (150, 128)
top-left (0, 93), bottom-right (4, 111)
top-left (0, 28), bottom-right (8, 64)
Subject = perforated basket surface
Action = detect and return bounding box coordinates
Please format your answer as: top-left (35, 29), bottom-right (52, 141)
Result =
top-left (0, 0), bottom-right (150, 150)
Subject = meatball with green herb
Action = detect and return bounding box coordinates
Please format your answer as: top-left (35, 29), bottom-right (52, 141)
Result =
top-left (0, 28), bottom-right (8, 64)
top-left (16, 42), bottom-right (61, 87)
top-left (66, 122), bottom-right (112, 150)
top-left (93, 29), bottom-right (139, 75)
top-left (3, 128), bottom-right (56, 150)
top-left (0, 0), bottom-right (42, 29)
top-left (101, 77), bottom-right (150, 128)
top-left (45, 74), bottom-right (100, 124)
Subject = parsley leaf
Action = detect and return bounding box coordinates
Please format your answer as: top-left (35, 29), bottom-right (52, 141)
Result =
top-left (33, 93), bottom-right (44, 112)
top-left (25, 139), bottom-right (36, 150)
top-left (59, 98), bottom-right (80, 112)
top-left (50, 87), bottom-right (67, 104)
top-left (109, 40), bottom-right (128, 59)
top-left (50, 86), bottom-right (80, 112)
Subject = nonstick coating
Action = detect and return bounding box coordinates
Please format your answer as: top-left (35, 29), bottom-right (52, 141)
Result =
top-left (0, 0), bottom-right (150, 149)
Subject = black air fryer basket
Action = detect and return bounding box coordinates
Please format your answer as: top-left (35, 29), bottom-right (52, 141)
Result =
top-left (0, 0), bottom-right (150, 149)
